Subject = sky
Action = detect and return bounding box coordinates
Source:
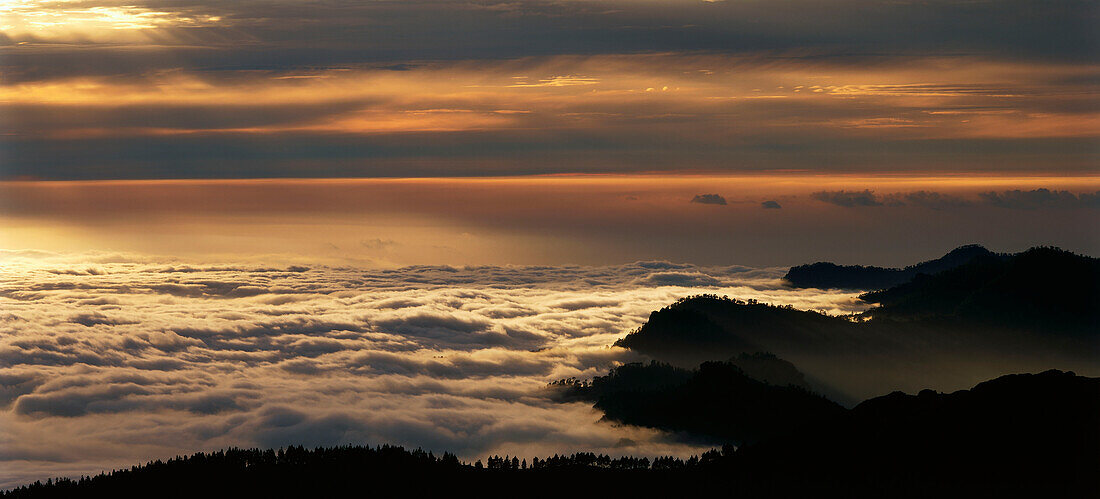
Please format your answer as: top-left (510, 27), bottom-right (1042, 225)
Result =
top-left (1, 0), bottom-right (1097, 180)
top-left (1, 0), bottom-right (1097, 265)
top-left (2, 175), bottom-right (1099, 267)
top-left (0, 0), bottom-right (1098, 488)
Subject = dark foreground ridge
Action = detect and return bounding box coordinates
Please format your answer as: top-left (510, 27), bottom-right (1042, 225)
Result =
top-left (783, 244), bottom-right (1004, 290)
top-left (7, 370), bottom-right (1097, 498)
top-left (736, 369), bottom-right (1100, 497)
top-left (553, 356), bottom-right (842, 444)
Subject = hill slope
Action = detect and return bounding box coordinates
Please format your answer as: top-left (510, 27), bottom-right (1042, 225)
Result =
top-left (861, 246), bottom-right (1100, 334)
top-left (737, 369), bottom-right (1100, 497)
top-left (556, 358), bottom-right (842, 444)
top-left (615, 247), bottom-right (1100, 400)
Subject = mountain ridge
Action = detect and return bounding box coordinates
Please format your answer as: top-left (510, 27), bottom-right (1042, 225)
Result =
top-left (615, 246), bottom-right (1099, 400)
top-left (783, 244), bottom-right (1006, 290)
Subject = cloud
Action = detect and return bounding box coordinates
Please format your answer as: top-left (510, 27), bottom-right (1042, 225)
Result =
top-left (0, 370), bottom-right (46, 408)
top-left (370, 312), bottom-right (497, 341)
top-left (13, 384), bottom-right (153, 418)
top-left (633, 272), bottom-right (722, 287)
top-left (633, 262), bottom-right (696, 271)
top-left (5, 57), bottom-right (1096, 180)
top-left (148, 281), bottom-right (279, 299)
top-left (46, 268), bottom-right (105, 276)
top-left (978, 189), bottom-right (1100, 209)
top-left (761, 200), bottom-right (782, 209)
top-left (883, 191), bottom-right (972, 210)
top-left (691, 194), bottom-right (727, 206)
top-left (807, 188), bottom-right (1100, 210)
top-left (127, 357), bottom-right (188, 371)
top-left (0, 1), bottom-right (1095, 180)
top-left (69, 312), bottom-right (139, 327)
top-left (4, 0), bottom-right (1092, 85)
top-left (549, 299), bottom-right (622, 311)
top-left (278, 359), bottom-right (328, 376)
top-left (0, 255), bottom-right (875, 488)
top-left (811, 190), bottom-right (882, 207)
top-left (13, 385), bottom-right (257, 418)
top-left (156, 266), bottom-right (310, 274)
top-left (361, 239), bottom-right (400, 250)
top-left (349, 350), bottom-right (554, 379)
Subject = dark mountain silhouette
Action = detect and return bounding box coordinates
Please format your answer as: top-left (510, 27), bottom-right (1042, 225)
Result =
top-left (615, 247), bottom-right (1100, 400)
top-left (727, 351), bottom-right (811, 389)
top-left (614, 296), bottom-right (855, 364)
top-left (554, 357), bottom-right (842, 444)
top-left (9, 371), bottom-right (1097, 498)
top-left (2, 445), bottom-right (467, 498)
top-left (2, 444), bottom-right (738, 498)
top-left (733, 369), bottom-right (1100, 497)
top-left (861, 246), bottom-right (1100, 334)
top-left (614, 295), bottom-right (911, 398)
top-left (551, 359), bottom-right (694, 402)
top-left (783, 244), bottom-right (1003, 290)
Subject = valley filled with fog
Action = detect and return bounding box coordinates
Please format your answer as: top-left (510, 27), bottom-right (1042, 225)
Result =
top-left (0, 251), bottom-right (869, 488)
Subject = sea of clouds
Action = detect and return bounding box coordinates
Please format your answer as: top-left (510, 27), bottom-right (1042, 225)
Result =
top-left (0, 250), bottom-right (866, 488)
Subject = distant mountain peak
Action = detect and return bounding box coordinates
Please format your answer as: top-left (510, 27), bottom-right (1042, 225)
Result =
top-left (784, 244), bottom-right (1005, 290)
top-left (860, 246), bottom-right (1099, 332)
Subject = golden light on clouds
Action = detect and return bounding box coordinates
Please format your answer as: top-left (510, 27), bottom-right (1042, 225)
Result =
top-left (1, 0), bottom-right (224, 38)
top-left (4, 54), bottom-right (1096, 143)
top-left (2, 174), bottom-right (1097, 267)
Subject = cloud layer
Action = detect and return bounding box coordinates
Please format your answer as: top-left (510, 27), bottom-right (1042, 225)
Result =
top-left (1, 1), bottom-right (1097, 178)
top-left (691, 194), bottom-right (727, 206)
top-left (0, 252), bottom-right (867, 488)
top-left (811, 188), bottom-right (1100, 210)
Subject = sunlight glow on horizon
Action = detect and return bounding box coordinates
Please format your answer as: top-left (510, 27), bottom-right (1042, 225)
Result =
top-left (2, 174), bottom-right (1097, 268)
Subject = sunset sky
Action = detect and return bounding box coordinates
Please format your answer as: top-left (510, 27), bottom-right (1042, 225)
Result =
top-left (0, 0), bottom-right (1098, 489)
top-left (3, 0), bottom-right (1098, 179)
top-left (2, 0), bottom-right (1098, 265)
